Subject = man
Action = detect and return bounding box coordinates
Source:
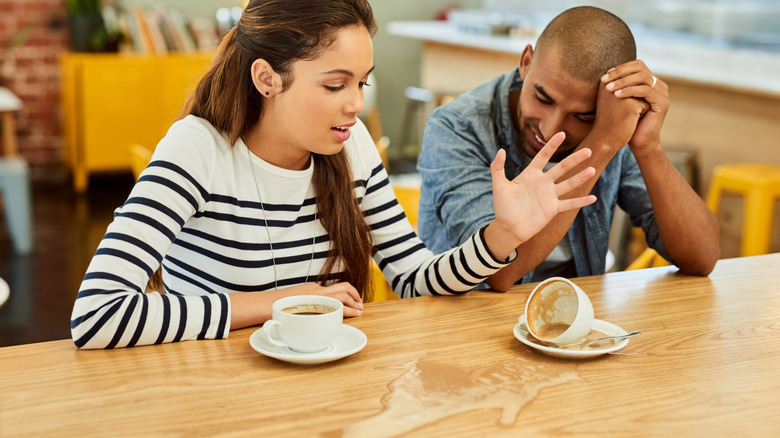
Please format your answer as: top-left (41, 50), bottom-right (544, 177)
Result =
top-left (417, 6), bottom-right (719, 291)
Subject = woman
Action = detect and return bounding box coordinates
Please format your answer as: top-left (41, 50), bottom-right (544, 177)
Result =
top-left (71, 0), bottom-right (596, 349)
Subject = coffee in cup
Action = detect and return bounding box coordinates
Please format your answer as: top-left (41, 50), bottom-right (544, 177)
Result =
top-left (524, 277), bottom-right (594, 346)
top-left (282, 304), bottom-right (337, 316)
top-left (263, 295), bottom-right (343, 353)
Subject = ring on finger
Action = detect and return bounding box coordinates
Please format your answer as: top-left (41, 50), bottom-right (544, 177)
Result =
top-left (651, 75), bottom-right (657, 88)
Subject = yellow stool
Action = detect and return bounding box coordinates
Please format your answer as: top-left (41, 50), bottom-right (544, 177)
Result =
top-left (706, 163), bottom-right (780, 256)
top-left (625, 247), bottom-right (669, 270)
top-left (370, 185), bottom-right (421, 302)
top-left (129, 144), bottom-right (154, 180)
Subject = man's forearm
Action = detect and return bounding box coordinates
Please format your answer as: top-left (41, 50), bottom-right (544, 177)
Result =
top-left (487, 86), bottom-right (649, 291)
top-left (633, 144), bottom-right (719, 275)
top-left (487, 139), bottom-right (618, 291)
top-left (485, 219), bottom-right (571, 291)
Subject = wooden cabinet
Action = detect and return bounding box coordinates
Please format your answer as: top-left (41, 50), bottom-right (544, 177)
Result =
top-left (60, 52), bottom-right (213, 193)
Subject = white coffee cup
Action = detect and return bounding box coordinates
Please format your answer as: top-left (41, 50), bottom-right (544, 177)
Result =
top-left (262, 295), bottom-right (343, 353)
top-left (524, 277), bottom-right (594, 345)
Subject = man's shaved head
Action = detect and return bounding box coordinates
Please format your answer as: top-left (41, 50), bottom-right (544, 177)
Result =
top-left (535, 6), bottom-right (636, 83)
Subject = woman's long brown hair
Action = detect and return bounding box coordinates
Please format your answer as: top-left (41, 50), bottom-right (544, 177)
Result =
top-left (148, 0), bottom-right (377, 300)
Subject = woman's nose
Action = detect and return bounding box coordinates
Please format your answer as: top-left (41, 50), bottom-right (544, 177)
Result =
top-left (345, 89), bottom-right (365, 115)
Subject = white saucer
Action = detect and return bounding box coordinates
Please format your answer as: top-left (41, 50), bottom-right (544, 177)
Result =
top-left (514, 316), bottom-right (630, 359)
top-left (250, 324), bottom-right (367, 365)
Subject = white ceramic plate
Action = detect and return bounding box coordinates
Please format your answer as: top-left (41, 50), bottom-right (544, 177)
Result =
top-left (250, 324), bottom-right (367, 365)
top-left (514, 316), bottom-right (630, 359)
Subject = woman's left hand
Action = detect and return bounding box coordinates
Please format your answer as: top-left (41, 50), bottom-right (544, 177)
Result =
top-left (486, 132), bottom-right (597, 259)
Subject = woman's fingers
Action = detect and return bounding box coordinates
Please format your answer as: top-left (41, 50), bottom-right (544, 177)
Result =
top-left (274, 282), bottom-right (364, 318)
top-left (490, 148), bottom-right (507, 181)
top-left (342, 306), bottom-right (362, 318)
top-left (528, 131), bottom-right (565, 170)
top-left (558, 194), bottom-right (598, 212)
top-left (323, 282), bottom-right (363, 317)
top-left (544, 147), bottom-right (592, 182)
top-left (555, 166), bottom-right (597, 197)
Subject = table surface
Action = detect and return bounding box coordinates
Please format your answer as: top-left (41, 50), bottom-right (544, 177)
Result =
top-left (2, 254), bottom-right (780, 437)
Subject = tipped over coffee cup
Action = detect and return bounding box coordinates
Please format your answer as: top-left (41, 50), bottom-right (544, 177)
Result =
top-left (524, 277), bottom-right (594, 346)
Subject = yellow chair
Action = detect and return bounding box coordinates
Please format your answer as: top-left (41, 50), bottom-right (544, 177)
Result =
top-left (129, 144), bottom-right (154, 180)
top-left (358, 72), bottom-right (387, 145)
top-left (370, 185), bottom-right (421, 302)
top-left (706, 163), bottom-right (780, 257)
top-left (375, 136), bottom-right (390, 171)
top-left (391, 185), bottom-right (421, 227)
top-left (625, 247), bottom-right (670, 270)
top-left (627, 162), bottom-right (780, 269)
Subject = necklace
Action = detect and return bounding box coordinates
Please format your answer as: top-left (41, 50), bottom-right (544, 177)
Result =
top-left (247, 147), bottom-right (318, 290)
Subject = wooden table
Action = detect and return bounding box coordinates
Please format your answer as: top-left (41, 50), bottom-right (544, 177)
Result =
top-left (2, 254), bottom-right (780, 437)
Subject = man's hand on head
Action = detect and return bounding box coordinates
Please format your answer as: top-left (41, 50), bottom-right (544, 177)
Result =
top-left (590, 79), bottom-right (647, 153)
top-left (600, 59), bottom-right (670, 157)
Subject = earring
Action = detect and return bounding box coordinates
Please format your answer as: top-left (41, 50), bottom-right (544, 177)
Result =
top-left (265, 91), bottom-right (269, 96)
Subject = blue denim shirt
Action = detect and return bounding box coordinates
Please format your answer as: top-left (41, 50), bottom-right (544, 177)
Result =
top-left (417, 68), bottom-right (670, 283)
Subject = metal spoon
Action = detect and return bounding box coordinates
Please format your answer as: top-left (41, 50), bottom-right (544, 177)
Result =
top-left (588, 331), bottom-right (641, 345)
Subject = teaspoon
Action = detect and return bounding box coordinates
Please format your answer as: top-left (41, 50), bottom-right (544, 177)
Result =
top-left (588, 331), bottom-right (641, 345)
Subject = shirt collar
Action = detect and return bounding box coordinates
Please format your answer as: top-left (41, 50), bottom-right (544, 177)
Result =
top-left (496, 67), bottom-right (525, 176)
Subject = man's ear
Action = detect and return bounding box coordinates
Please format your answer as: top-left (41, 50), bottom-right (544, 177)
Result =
top-left (251, 59), bottom-right (281, 97)
top-left (518, 44), bottom-right (534, 79)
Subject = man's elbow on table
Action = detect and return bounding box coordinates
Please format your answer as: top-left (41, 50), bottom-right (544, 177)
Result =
top-left (676, 247), bottom-right (720, 277)
top-left (486, 270), bottom-right (516, 293)
top-left (672, 221), bottom-right (721, 276)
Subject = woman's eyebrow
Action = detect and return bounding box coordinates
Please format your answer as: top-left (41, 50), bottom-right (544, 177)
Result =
top-left (319, 66), bottom-right (375, 77)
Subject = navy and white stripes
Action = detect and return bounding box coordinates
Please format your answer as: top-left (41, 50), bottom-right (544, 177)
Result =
top-left (70, 116), bottom-right (513, 349)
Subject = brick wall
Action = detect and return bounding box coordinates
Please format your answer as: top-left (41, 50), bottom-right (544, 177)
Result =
top-left (0, 0), bottom-right (70, 177)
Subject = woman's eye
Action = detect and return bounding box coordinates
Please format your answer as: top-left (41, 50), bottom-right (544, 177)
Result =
top-left (359, 81), bottom-right (371, 88)
top-left (325, 85), bottom-right (346, 92)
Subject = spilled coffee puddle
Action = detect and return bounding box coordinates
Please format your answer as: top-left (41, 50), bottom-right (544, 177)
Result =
top-left (341, 356), bottom-right (580, 437)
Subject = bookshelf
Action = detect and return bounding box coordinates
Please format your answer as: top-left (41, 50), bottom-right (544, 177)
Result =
top-left (110, 5), bottom-right (221, 55)
top-left (60, 52), bottom-right (213, 193)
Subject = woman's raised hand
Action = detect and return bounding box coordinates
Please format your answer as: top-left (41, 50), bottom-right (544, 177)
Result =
top-left (485, 132), bottom-right (597, 259)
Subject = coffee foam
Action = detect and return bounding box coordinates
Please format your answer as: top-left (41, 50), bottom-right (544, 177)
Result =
top-left (281, 304), bottom-right (336, 315)
top-left (527, 280), bottom-right (579, 340)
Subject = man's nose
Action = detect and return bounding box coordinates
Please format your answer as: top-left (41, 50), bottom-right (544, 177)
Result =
top-left (539, 110), bottom-right (566, 141)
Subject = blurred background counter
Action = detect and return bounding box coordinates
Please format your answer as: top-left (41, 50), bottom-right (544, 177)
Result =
top-left (387, 19), bottom-right (780, 97)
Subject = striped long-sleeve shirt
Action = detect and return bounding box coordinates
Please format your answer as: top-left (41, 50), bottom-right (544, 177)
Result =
top-left (71, 116), bottom-right (514, 349)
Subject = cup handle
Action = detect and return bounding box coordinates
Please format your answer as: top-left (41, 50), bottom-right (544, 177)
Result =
top-left (262, 320), bottom-right (287, 348)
